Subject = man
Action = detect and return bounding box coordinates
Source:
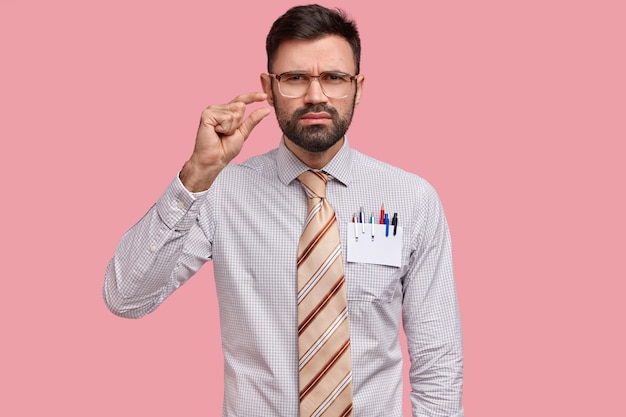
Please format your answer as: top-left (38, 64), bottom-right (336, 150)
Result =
top-left (104, 4), bottom-right (464, 416)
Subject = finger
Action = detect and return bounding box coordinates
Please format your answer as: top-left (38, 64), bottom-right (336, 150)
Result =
top-left (202, 102), bottom-right (245, 134)
top-left (237, 107), bottom-right (272, 141)
top-left (229, 92), bottom-right (268, 106)
top-left (202, 93), bottom-right (267, 135)
top-left (214, 107), bottom-right (245, 134)
top-left (215, 97), bottom-right (265, 135)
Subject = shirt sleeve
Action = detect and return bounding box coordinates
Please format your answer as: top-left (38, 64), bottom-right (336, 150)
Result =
top-left (103, 174), bottom-right (212, 319)
top-left (402, 184), bottom-right (464, 417)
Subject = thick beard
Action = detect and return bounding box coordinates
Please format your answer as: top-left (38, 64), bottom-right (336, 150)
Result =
top-left (274, 92), bottom-right (356, 153)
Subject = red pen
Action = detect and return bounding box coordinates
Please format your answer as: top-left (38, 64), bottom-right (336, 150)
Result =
top-left (379, 203), bottom-right (385, 224)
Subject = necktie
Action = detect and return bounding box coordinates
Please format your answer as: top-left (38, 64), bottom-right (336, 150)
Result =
top-left (297, 170), bottom-right (353, 417)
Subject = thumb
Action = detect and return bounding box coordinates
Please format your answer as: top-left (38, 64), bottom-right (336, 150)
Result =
top-left (238, 107), bottom-right (272, 141)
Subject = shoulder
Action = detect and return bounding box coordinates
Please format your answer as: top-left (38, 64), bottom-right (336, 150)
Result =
top-left (216, 148), bottom-right (279, 185)
top-left (351, 149), bottom-right (439, 199)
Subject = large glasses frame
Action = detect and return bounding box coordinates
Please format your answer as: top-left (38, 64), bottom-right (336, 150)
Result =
top-left (267, 71), bottom-right (359, 99)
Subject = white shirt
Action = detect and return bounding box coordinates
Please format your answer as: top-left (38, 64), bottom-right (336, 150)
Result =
top-left (104, 138), bottom-right (464, 416)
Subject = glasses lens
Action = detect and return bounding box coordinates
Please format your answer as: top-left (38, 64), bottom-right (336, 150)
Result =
top-left (278, 73), bottom-right (310, 98)
top-left (319, 72), bottom-right (353, 98)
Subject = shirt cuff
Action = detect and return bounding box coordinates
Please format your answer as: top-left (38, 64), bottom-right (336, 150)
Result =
top-left (155, 173), bottom-right (205, 231)
top-left (175, 173), bottom-right (210, 198)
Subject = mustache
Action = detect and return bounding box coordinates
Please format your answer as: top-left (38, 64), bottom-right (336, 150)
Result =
top-left (293, 104), bottom-right (339, 119)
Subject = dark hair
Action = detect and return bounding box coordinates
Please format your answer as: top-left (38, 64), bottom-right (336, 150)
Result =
top-left (266, 4), bottom-right (361, 74)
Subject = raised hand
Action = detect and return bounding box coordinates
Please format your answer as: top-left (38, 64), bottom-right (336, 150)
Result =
top-left (180, 92), bottom-right (271, 192)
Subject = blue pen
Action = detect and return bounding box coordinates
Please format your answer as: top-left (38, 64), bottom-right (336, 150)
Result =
top-left (360, 206), bottom-right (365, 233)
top-left (384, 213), bottom-right (389, 236)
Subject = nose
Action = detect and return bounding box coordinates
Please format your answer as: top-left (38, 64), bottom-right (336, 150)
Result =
top-left (303, 77), bottom-right (328, 105)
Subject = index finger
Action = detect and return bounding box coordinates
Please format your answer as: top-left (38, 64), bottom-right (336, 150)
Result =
top-left (229, 92), bottom-right (268, 106)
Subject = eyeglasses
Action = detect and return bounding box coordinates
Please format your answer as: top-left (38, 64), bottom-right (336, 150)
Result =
top-left (268, 71), bottom-right (358, 99)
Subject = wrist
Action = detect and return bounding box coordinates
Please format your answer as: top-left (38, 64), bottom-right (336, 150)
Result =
top-left (179, 158), bottom-right (224, 192)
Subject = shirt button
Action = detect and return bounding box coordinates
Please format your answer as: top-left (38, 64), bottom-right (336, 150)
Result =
top-left (149, 245), bottom-right (157, 253)
top-left (177, 200), bottom-right (185, 209)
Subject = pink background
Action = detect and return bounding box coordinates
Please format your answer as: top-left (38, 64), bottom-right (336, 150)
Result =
top-left (1, 0), bottom-right (624, 415)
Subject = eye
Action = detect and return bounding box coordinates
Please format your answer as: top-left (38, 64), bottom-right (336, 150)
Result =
top-left (321, 72), bottom-right (351, 83)
top-left (281, 73), bottom-right (309, 83)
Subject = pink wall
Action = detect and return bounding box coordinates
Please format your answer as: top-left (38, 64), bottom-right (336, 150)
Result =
top-left (1, 0), bottom-right (624, 415)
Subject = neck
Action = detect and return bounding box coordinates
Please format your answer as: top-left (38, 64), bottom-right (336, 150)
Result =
top-left (283, 136), bottom-right (344, 170)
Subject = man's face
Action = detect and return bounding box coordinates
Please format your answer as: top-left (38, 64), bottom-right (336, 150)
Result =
top-left (261, 35), bottom-right (364, 153)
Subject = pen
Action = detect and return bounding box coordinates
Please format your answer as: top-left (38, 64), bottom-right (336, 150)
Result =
top-left (384, 212), bottom-right (389, 237)
top-left (379, 203), bottom-right (385, 224)
top-left (370, 212), bottom-right (376, 241)
top-left (352, 213), bottom-right (359, 241)
top-left (392, 212), bottom-right (398, 236)
top-left (360, 206), bottom-right (365, 233)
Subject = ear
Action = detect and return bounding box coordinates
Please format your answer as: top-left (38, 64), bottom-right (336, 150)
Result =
top-left (354, 74), bottom-right (365, 107)
top-left (260, 74), bottom-right (275, 107)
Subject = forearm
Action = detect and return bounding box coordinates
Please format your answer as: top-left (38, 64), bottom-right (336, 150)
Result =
top-left (103, 175), bottom-right (210, 318)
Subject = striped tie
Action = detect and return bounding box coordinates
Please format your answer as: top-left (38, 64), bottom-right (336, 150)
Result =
top-left (297, 170), bottom-right (353, 417)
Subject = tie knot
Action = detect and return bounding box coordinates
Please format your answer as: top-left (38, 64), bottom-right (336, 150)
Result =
top-left (297, 170), bottom-right (328, 199)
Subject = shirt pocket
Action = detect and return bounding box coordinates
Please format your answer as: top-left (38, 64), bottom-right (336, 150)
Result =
top-left (344, 262), bottom-right (401, 303)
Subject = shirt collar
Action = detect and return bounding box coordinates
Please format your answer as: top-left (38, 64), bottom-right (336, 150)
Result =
top-left (277, 136), bottom-right (353, 187)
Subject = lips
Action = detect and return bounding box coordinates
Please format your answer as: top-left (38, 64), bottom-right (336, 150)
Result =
top-left (301, 112), bottom-right (331, 120)
top-left (300, 113), bottom-right (332, 125)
